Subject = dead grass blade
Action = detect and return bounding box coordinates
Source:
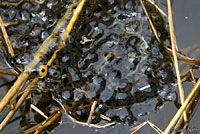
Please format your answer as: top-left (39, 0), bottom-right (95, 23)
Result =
top-left (0, 16), bottom-right (14, 57)
top-left (167, 0), bottom-right (187, 123)
top-left (139, 0), bottom-right (161, 43)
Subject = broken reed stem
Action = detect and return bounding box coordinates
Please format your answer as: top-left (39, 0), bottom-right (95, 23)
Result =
top-left (147, 0), bottom-right (167, 17)
top-left (0, 78), bottom-right (39, 132)
top-left (87, 101), bottom-right (97, 126)
top-left (0, 0), bottom-right (85, 113)
top-left (0, 70), bottom-right (18, 76)
top-left (139, 0), bottom-right (161, 43)
top-left (0, 16), bottom-right (14, 57)
top-left (167, 0), bottom-right (187, 122)
top-left (31, 104), bottom-right (48, 119)
top-left (0, 72), bottom-right (29, 112)
top-left (171, 82), bottom-right (200, 134)
top-left (34, 109), bottom-right (63, 134)
top-left (163, 78), bottom-right (200, 134)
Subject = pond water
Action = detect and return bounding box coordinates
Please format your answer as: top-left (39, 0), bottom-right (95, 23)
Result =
top-left (0, 0), bottom-right (199, 134)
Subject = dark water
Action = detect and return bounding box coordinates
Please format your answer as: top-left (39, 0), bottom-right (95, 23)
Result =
top-left (0, 0), bottom-right (199, 134)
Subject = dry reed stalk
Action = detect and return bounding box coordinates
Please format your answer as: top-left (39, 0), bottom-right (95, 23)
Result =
top-left (0, 78), bottom-right (39, 132)
top-left (34, 109), bottom-right (63, 134)
top-left (130, 121), bottom-right (148, 134)
top-left (4, 21), bottom-right (18, 27)
top-left (0, 72), bottom-right (29, 112)
top-left (23, 108), bottom-right (62, 133)
top-left (171, 81), bottom-right (200, 134)
top-left (167, 0), bottom-right (187, 122)
top-left (0, 70), bottom-right (18, 76)
top-left (190, 69), bottom-right (196, 83)
top-left (139, 0), bottom-right (161, 43)
top-left (0, 16), bottom-right (14, 57)
top-left (147, 0), bottom-right (167, 17)
top-left (100, 114), bottom-right (111, 121)
top-left (87, 101), bottom-right (97, 126)
top-left (0, 0), bottom-right (85, 112)
top-left (163, 78), bottom-right (200, 134)
top-left (31, 104), bottom-right (48, 119)
top-left (130, 120), bottom-right (163, 134)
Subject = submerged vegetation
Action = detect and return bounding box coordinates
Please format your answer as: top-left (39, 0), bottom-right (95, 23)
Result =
top-left (0, 0), bottom-right (199, 134)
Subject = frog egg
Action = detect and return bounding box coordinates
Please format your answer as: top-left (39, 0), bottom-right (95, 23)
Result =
top-left (166, 92), bottom-right (176, 101)
top-left (48, 67), bottom-right (60, 78)
top-left (115, 93), bottom-right (127, 100)
top-left (41, 31), bottom-right (49, 40)
top-left (30, 27), bottom-right (42, 37)
top-left (20, 10), bottom-right (30, 22)
top-left (62, 91), bottom-right (71, 100)
top-left (125, 1), bottom-right (133, 10)
top-left (125, 20), bottom-right (140, 33)
top-left (100, 89), bottom-right (114, 103)
top-left (22, 2), bottom-right (31, 10)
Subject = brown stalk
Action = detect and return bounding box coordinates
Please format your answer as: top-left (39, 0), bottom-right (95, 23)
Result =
top-left (0, 16), bottom-right (14, 57)
top-left (139, 0), bottom-right (161, 43)
top-left (167, 0), bottom-right (187, 122)
top-left (171, 85), bottom-right (200, 134)
top-left (147, 0), bottom-right (167, 17)
top-left (87, 101), bottom-right (98, 126)
top-left (0, 70), bottom-right (18, 76)
top-left (0, 72), bottom-right (29, 112)
top-left (0, 78), bottom-right (39, 132)
top-left (163, 78), bottom-right (200, 134)
top-left (34, 109), bottom-right (63, 134)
